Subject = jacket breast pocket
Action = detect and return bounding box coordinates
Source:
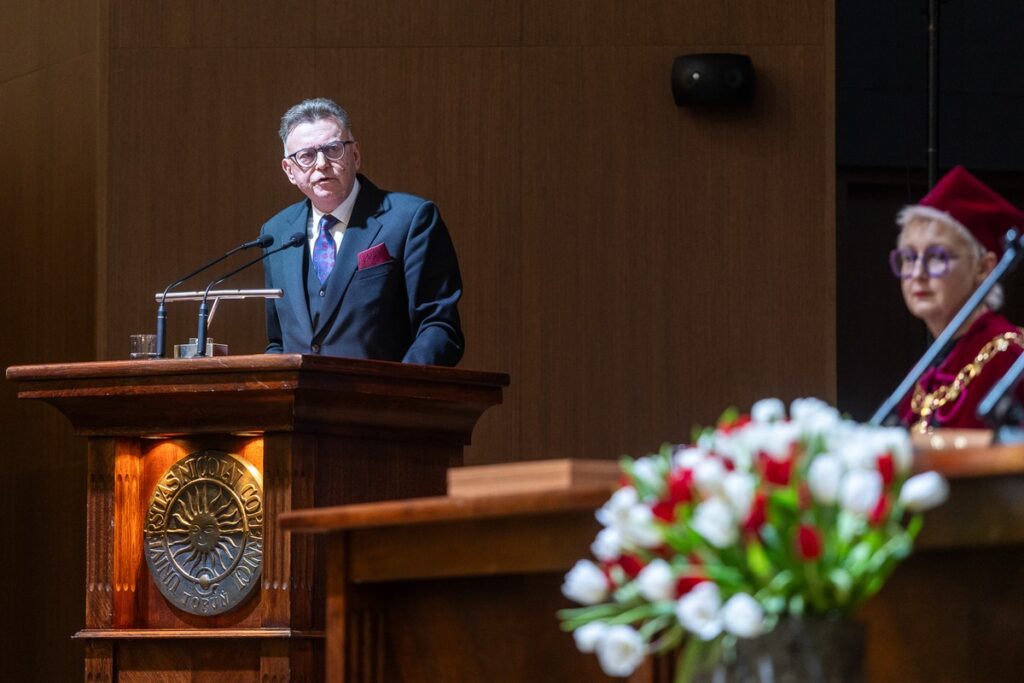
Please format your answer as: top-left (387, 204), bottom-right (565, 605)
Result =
top-left (353, 261), bottom-right (397, 281)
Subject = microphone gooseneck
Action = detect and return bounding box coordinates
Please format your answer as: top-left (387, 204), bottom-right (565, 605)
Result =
top-left (156, 234), bottom-right (274, 358)
top-left (194, 232), bottom-right (303, 356)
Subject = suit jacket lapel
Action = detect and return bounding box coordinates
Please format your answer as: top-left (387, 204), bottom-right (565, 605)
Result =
top-left (312, 179), bottom-right (385, 339)
top-left (283, 202), bottom-right (314, 339)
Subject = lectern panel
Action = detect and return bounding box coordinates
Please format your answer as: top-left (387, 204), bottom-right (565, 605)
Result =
top-left (7, 355), bottom-right (507, 680)
top-left (133, 438), bottom-right (265, 631)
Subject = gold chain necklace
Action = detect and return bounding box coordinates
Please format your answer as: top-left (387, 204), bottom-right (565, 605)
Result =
top-left (910, 330), bottom-right (1024, 433)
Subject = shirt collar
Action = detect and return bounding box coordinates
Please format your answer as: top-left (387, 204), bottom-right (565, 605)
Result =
top-left (310, 177), bottom-right (361, 236)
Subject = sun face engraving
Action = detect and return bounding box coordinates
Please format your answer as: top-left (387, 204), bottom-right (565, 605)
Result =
top-left (144, 451), bottom-right (263, 615)
top-left (166, 481), bottom-right (245, 588)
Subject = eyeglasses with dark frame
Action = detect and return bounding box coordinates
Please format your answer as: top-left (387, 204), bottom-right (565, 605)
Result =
top-left (889, 245), bottom-right (961, 279)
top-left (285, 140), bottom-right (355, 169)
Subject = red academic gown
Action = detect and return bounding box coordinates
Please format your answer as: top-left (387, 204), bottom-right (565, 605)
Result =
top-left (899, 311), bottom-right (1024, 431)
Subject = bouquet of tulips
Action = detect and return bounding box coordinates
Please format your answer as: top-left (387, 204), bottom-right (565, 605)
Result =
top-left (559, 398), bottom-right (949, 680)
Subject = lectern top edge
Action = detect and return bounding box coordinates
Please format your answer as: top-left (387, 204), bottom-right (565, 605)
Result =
top-left (6, 353), bottom-right (510, 388)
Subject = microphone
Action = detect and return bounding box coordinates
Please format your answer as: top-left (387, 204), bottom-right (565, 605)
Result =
top-left (156, 234), bottom-right (274, 358)
top-left (194, 232), bottom-right (305, 357)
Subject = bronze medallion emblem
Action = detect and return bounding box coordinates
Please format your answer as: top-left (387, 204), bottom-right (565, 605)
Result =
top-left (144, 450), bottom-right (263, 616)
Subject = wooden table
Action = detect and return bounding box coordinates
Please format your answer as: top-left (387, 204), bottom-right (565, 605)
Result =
top-left (281, 447), bottom-right (1024, 682)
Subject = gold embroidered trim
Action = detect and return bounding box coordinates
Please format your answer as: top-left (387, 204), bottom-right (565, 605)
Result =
top-left (910, 329), bottom-right (1024, 433)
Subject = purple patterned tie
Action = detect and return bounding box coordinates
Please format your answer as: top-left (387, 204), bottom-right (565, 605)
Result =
top-left (312, 214), bottom-right (340, 283)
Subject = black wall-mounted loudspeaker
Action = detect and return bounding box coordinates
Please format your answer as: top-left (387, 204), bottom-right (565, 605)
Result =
top-left (672, 53), bottom-right (755, 106)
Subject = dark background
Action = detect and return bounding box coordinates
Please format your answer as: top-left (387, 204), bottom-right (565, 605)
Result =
top-left (837, 0), bottom-right (1024, 420)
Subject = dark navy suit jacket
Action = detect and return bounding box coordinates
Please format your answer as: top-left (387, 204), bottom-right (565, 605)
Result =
top-left (261, 175), bottom-right (464, 366)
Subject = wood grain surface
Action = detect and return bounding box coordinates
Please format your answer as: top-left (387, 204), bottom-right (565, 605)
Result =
top-left (4, 1), bottom-right (835, 679)
top-left (284, 447), bottom-right (1024, 682)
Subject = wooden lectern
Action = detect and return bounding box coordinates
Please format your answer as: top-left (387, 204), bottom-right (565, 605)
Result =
top-left (6, 354), bottom-right (507, 682)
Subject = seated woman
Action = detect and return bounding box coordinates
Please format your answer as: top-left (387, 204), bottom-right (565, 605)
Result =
top-left (894, 166), bottom-right (1024, 432)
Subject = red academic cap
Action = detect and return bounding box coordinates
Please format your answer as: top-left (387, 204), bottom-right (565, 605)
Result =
top-left (899, 165), bottom-right (1024, 257)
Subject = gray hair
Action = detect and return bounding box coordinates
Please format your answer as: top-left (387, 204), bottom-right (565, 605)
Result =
top-left (279, 98), bottom-right (353, 153)
top-left (897, 207), bottom-right (1004, 310)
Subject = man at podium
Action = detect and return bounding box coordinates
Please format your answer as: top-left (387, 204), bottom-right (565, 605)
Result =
top-left (261, 97), bottom-right (464, 366)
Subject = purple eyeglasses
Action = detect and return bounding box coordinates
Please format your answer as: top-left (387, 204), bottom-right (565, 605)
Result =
top-left (889, 245), bottom-right (960, 279)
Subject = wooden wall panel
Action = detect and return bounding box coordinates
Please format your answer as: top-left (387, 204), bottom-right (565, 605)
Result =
top-left (4, 1), bottom-right (834, 678)
top-left (725, 0), bottom-right (828, 45)
top-left (0, 0), bottom-right (100, 81)
top-left (98, 1), bottom-right (834, 463)
top-left (316, 0), bottom-right (520, 47)
top-left (518, 44), bottom-right (834, 459)
top-left (522, 0), bottom-right (727, 46)
top-left (308, 47), bottom-right (523, 463)
top-left (110, 1), bottom-right (313, 48)
top-left (102, 49), bottom-right (316, 358)
top-left (0, 2), bottom-right (101, 680)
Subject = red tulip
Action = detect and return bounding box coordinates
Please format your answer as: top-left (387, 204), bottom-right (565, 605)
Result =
top-left (652, 500), bottom-right (677, 522)
top-left (675, 575), bottom-right (707, 597)
top-left (743, 492), bottom-right (768, 535)
top-left (796, 524), bottom-right (823, 561)
top-left (618, 554), bottom-right (645, 579)
top-left (870, 493), bottom-right (890, 526)
top-left (667, 468), bottom-right (694, 504)
top-left (758, 451), bottom-right (793, 486)
top-left (876, 452), bottom-right (895, 486)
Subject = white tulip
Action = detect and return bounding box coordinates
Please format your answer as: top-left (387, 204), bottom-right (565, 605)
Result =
top-left (837, 437), bottom-right (877, 471)
top-left (674, 446), bottom-right (707, 470)
top-left (636, 558), bottom-right (676, 602)
top-left (801, 408), bottom-right (843, 436)
top-left (789, 397), bottom-right (843, 437)
top-left (596, 486), bottom-right (639, 529)
top-left (839, 469), bottom-right (883, 516)
top-left (875, 427), bottom-right (913, 475)
top-left (703, 429), bottom-right (757, 471)
top-left (631, 455), bottom-right (665, 495)
top-left (691, 498), bottom-right (738, 548)
top-left (722, 471), bottom-right (756, 519)
top-left (562, 560), bottom-right (609, 605)
top-left (595, 625), bottom-right (646, 677)
top-left (591, 527), bottom-right (622, 562)
top-left (721, 592), bottom-right (764, 638)
top-left (621, 503), bottom-right (663, 549)
top-left (899, 471), bottom-right (950, 512)
top-left (573, 621), bottom-right (608, 653)
top-left (751, 397), bottom-right (786, 423)
top-left (790, 397), bottom-right (835, 423)
top-left (822, 420), bottom-right (858, 453)
top-left (807, 454), bottom-right (844, 505)
top-left (676, 581), bottom-right (723, 641)
top-left (694, 457), bottom-right (728, 497)
top-left (747, 421), bottom-right (799, 460)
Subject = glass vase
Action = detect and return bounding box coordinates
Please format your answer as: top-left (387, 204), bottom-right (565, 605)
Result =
top-left (691, 616), bottom-right (865, 683)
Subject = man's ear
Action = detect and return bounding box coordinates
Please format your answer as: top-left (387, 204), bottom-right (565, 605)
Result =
top-left (281, 158), bottom-right (298, 186)
top-left (350, 142), bottom-right (361, 172)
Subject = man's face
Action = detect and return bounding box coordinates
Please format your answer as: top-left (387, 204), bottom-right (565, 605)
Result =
top-left (281, 118), bottom-right (361, 213)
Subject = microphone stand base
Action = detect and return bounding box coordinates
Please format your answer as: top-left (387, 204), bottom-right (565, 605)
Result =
top-left (174, 338), bottom-right (229, 359)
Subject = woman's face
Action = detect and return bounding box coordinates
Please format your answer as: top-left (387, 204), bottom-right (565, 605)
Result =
top-left (897, 218), bottom-right (994, 336)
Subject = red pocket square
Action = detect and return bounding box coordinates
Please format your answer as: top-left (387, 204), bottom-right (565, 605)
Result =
top-left (357, 243), bottom-right (393, 270)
